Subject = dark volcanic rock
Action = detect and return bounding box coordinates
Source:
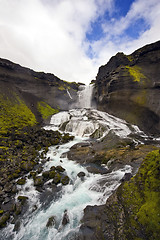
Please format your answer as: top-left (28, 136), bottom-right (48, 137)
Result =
top-left (0, 57), bottom-right (79, 125)
top-left (94, 40), bottom-right (160, 135)
top-left (62, 210), bottom-right (69, 226)
top-left (120, 172), bottom-right (132, 182)
top-left (77, 172), bottom-right (85, 178)
top-left (46, 216), bottom-right (56, 228)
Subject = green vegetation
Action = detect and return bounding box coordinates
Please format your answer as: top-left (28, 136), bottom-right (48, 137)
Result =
top-left (0, 93), bottom-right (36, 134)
top-left (58, 85), bottom-right (65, 91)
top-left (58, 83), bottom-right (71, 91)
top-left (120, 150), bottom-right (160, 239)
top-left (37, 101), bottom-right (59, 119)
top-left (126, 66), bottom-right (146, 83)
top-left (126, 55), bottom-right (134, 62)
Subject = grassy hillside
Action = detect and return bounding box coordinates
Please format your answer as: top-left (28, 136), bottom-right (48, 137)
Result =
top-left (0, 93), bottom-right (37, 133)
top-left (0, 90), bottom-right (59, 135)
top-left (118, 150), bottom-right (160, 239)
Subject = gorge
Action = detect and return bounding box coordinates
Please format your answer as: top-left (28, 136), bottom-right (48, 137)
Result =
top-left (0, 41), bottom-right (160, 240)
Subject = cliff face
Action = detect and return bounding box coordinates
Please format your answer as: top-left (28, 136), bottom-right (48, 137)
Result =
top-left (0, 58), bottom-right (79, 130)
top-left (94, 41), bottom-right (160, 135)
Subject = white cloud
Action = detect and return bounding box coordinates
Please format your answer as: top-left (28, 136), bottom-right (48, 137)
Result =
top-left (0, 0), bottom-right (160, 85)
top-left (90, 0), bottom-right (160, 66)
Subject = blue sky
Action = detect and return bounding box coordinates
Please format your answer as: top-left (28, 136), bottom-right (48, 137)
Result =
top-left (85, 0), bottom-right (151, 60)
top-left (0, 0), bottom-right (160, 84)
top-left (115, 0), bottom-right (134, 16)
top-left (86, 0), bottom-right (135, 42)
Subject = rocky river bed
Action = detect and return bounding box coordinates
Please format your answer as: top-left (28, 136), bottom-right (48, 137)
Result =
top-left (0, 108), bottom-right (159, 240)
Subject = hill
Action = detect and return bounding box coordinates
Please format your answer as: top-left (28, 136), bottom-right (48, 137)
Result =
top-left (0, 58), bottom-right (79, 133)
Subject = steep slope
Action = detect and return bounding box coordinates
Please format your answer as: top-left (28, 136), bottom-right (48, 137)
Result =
top-left (94, 40), bottom-right (160, 135)
top-left (0, 58), bottom-right (79, 132)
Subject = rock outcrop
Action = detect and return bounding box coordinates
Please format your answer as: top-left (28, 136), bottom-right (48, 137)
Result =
top-left (94, 40), bottom-right (160, 135)
top-left (0, 57), bottom-right (79, 128)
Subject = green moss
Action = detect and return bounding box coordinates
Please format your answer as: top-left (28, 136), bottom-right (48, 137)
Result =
top-left (61, 175), bottom-right (69, 185)
top-left (126, 55), bottom-right (134, 62)
top-left (17, 178), bottom-right (26, 185)
top-left (33, 176), bottom-right (43, 186)
top-left (0, 94), bottom-right (36, 133)
top-left (18, 196), bottom-right (28, 202)
top-left (58, 85), bottom-right (65, 91)
top-left (121, 150), bottom-right (160, 239)
top-left (0, 210), bottom-right (4, 215)
top-left (0, 213), bottom-right (10, 227)
top-left (37, 101), bottom-right (59, 119)
top-left (49, 170), bottom-right (56, 179)
top-left (53, 173), bottom-right (61, 184)
top-left (126, 66), bottom-right (146, 83)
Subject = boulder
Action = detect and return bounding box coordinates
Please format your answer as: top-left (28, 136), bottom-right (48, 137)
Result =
top-left (33, 176), bottom-right (44, 186)
top-left (46, 216), bottom-right (56, 228)
top-left (77, 172), bottom-right (85, 180)
top-left (62, 210), bottom-right (69, 226)
top-left (55, 165), bottom-right (65, 172)
top-left (17, 196), bottom-right (28, 204)
top-left (53, 173), bottom-right (61, 184)
top-left (61, 175), bottom-right (70, 185)
top-left (49, 170), bottom-right (56, 179)
top-left (42, 171), bottom-right (50, 179)
top-left (121, 172), bottom-right (132, 182)
top-left (17, 178), bottom-right (26, 185)
top-left (0, 213), bottom-right (10, 228)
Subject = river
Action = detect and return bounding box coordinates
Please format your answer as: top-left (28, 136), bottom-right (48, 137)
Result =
top-left (1, 84), bottom-right (148, 240)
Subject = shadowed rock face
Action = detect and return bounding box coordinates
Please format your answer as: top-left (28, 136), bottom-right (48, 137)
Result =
top-left (0, 58), bottom-right (79, 124)
top-left (94, 41), bottom-right (160, 135)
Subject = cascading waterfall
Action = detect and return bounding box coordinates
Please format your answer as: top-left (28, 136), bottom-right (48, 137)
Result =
top-left (77, 84), bottom-right (94, 109)
top-left (1, 84), bottom-right (148, 240)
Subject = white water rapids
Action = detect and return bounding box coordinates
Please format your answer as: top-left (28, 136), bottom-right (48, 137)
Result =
top-left (1, 85), bottom-right (146, 240)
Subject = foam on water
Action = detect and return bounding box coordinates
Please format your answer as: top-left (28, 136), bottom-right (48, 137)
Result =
top-left (45, 108), bottom-right (142, 139)
top-left (77, 85), bottom-right (94, 109)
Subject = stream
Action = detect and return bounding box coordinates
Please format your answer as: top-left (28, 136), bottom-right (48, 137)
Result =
top-left (1, 85), bottom-right (149, 240)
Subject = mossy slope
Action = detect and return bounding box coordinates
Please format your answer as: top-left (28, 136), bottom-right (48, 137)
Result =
top-left (0, 93), bottom-right (37, 133)
top-left (0, 88), bottom-right (60, 134)
top-left (37, 101), bottom-right (59, 119)
top-left (102, 150), bottom-right (160, 240)
top-left (119, 150), bottom-right (160, 239)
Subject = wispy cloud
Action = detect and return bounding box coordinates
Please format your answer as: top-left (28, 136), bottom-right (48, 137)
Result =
top-left (0, 0), bottom-right (160, 84)
top-left (89, 0), bottom-right (160, 66)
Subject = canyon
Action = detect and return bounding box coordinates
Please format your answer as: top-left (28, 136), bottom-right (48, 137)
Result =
top-left (0, 41), bottom-right (160, 239)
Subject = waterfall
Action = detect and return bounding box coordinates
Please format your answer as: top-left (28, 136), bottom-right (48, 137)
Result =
top-left (77, 84), bottom-right (94, 109)
top-left (45, 108), bottom-right (143, 139)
